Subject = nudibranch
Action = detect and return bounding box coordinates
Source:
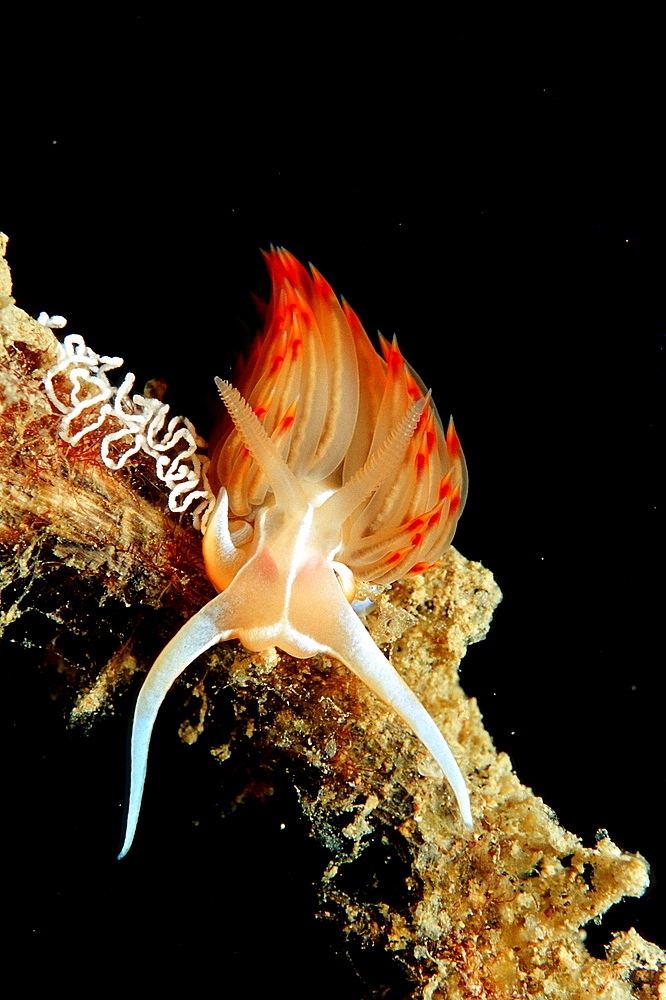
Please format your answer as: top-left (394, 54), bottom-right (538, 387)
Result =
top-left (118, 248), bottom-right (470, 858)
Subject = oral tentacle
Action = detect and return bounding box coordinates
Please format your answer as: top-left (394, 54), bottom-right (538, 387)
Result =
top-left (118, 593), bottom-right (237, 859)
top-left (345, 625), bottom-right (473, 830)
top-left (289, 566), bottom-right (473, 831)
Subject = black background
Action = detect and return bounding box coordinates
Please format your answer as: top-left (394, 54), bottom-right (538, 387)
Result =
top-left (3, 14), bottom-right (663, 998)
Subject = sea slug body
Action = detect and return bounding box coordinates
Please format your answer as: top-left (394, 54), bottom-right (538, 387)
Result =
top-left (118, 248), bottom-right (471, 858)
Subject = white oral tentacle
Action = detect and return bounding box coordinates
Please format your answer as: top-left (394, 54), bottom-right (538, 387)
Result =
top-left (118, 593), bottom-right (235, 859)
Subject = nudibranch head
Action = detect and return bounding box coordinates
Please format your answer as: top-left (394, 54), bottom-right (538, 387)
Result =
top-left (118, 248), bottom-right (471, 859)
